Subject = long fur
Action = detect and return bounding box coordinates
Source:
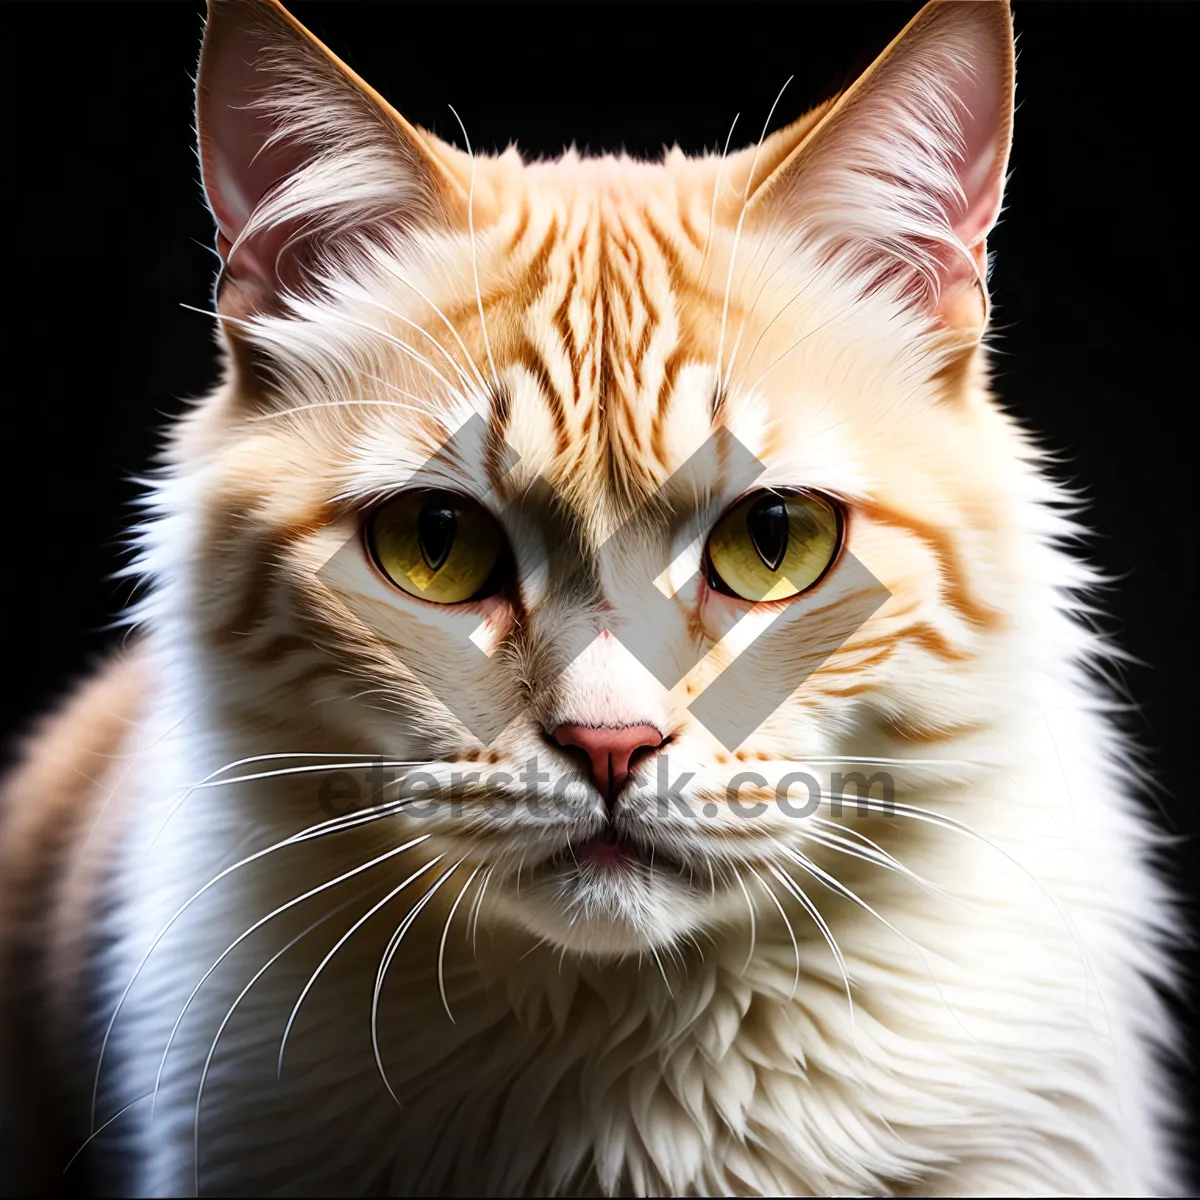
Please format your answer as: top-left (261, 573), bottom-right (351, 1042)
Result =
top-left (0, 2), bottom-right (1181, 1196)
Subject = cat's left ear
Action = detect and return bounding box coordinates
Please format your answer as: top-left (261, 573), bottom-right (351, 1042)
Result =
top-left (197, 0), bottom-right (469, 316)
top-left (745, 0), bottom-right (1015, 335)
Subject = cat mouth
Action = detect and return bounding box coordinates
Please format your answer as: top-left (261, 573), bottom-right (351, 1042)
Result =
top-left (547, 829), bottom-right (687, 876)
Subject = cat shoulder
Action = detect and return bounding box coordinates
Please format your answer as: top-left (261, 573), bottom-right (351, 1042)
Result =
top-left (0, 647), bottom-right (147, 1190)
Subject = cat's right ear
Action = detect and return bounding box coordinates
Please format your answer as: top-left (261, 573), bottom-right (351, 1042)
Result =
top-left (197, 0), bottom-right (468, 318)
top-left (743, 0), bottom-right (1014, 337)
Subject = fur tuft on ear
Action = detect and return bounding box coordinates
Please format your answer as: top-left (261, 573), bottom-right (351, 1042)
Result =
top-left (197, 0), bottom-right (466, 313)
top-left (746, 0), bottom-right (1015, 333)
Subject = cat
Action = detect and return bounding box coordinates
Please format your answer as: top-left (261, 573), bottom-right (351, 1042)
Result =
top-left (0, 0), bottom-right (1181, 1194)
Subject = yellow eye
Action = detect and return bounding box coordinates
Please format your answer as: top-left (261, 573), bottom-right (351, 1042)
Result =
top-left (706, 491), bottom-right (841, 603)
top-left (367, 490), bottom-right (507, 604)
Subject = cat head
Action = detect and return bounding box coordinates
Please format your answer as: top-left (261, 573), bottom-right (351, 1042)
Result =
top-left (166, 0), bottom-right (1019, 958)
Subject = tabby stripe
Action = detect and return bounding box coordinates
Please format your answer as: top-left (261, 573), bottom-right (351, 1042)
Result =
top-left (679, 207), bottom-right (705, 255)
top-left (552, 257), bottom-right (580, 407)
top-left (507, 198), bottom-right (531, 255)
top-left (511, 335), bottom-right (569, 457)
top-left (862, 500), bottom-right (1002, 631)
top-left (650, 347), bottom-right (685, 470)
top-left (632, 239), bottom-right (658, 396)
top-left (884, 716), bottom-right (988, 744)
top-left (520, 216), bottom-right (559, 305)
top-left (485, 383), bottom-right (513, 492)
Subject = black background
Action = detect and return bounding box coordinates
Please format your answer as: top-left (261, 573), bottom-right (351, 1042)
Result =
top-left (3, 0), bottom-right (1195, 1187)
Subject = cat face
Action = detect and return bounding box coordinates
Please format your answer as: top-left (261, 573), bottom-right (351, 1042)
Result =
top-left (173, 0), bottom-right (1017, 957)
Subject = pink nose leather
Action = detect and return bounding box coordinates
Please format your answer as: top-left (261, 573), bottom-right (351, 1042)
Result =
top-left (552, 723), bottom-right (664, 808)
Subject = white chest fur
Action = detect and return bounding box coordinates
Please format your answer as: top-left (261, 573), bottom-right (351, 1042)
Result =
top-left (95, 699), bottom-right (1176, 1198)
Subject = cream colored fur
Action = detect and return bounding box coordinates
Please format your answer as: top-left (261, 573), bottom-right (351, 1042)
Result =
top-left (0, 1), bottom-right (1180, 1196)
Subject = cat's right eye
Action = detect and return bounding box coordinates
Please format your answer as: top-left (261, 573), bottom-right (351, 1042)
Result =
top-left (705, 490), bottom-right (841, 603)
top-left (366, 489), bottom-right (509, 604)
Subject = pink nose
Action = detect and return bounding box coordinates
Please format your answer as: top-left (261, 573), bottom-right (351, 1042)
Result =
top-left (552, 723), bottom-right (665, 808)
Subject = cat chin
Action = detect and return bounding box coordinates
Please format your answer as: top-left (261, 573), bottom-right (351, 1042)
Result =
top-left (494, 864), bottom-right (709, 958)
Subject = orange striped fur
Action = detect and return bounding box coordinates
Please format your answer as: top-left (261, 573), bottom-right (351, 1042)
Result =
top-left (0, 2), bottom-right (1178, 1195)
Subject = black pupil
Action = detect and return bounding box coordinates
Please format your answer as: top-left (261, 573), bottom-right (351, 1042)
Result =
top-left (418, 498), bottom-right (457, 572)
top-left (747, 496), bottom-right (788, 572)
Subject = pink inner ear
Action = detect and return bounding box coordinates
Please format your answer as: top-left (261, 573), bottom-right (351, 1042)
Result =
top-left (198, 11), bottom-right (320, 286)
top-left (950, 49), bottom-right (1009, 251)
top-left (753, 2), bottom-right (1015, 325)
top-left (197, 2), bottom-right (452, 305)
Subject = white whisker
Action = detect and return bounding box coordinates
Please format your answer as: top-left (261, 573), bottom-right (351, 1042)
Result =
top-left (437, 863), bottom-right (482, 1023)
top-left (188, 760), bottom-right (423, 791)
top-left (827, 795), bottom-right (1111, 1021)
top-left (248, 398), bottom-right (425, 421)
top-left (732, 868), bottom-right (758, 973)
top-left (93, 791), bottom-right (423, 1131)
top-left (382, 270), bottom-right (492, 396)
top-left (747, 864), bottom-right (800, 999)
top-left (717, 76), bottom-right (793, 393)
top-left (151, 833), bottom-right (431, 1117)
top-left (702, 112), bottom-right (740, 270)
top-left (767, 861), bottom-right (857, 1040)
top-left (339, 289), bottom-right (482, 399)
top-left (648, 943), bottom-right (673, 997)
top-left (448, 104), bottom-right (502, 396)
top-left (85, 707), bottom-right (196, 850)
top-left (192, 887), bottom-right (369, 1196)
top-left (148, 754), bottom-right (427, 850)
top-left (279, 855), bottom-right (446, 1080)
top-left (322, 309), bottom-right (470, 400)
top-left (63, 1093), bottom-right (152, 1177)
top-left (468, 865), bottom-right (494, 956)
top-left (801, 819), bottom-right (957, 904)
top-left (775, 843), bottom-right (981, 1047)
top-left (370, 858), bottom-right (464, 1104)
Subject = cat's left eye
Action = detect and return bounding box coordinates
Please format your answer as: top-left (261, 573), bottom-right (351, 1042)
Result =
top-left (367, 489), bottom-right (508, 604)
top-left (705, 490), bottom-right (841, 603)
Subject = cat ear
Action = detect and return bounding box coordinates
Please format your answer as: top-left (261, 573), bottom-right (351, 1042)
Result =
top-left (197, 0), bottom-right (468, 313)
top-left (745, 0), bottom-right (1015, 333)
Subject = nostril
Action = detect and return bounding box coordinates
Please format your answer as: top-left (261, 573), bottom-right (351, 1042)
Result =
top-left (626, 739), bottom-right (662, 776)
top-left (555, 739), bottom-right (597, 779)
top-left (551, 723), bottom-right (665, 808)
